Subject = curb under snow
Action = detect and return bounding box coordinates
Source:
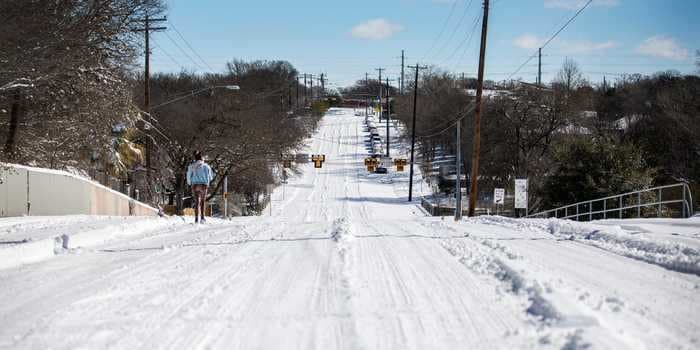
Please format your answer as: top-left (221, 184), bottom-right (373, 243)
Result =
top-left (0, 217), bottom-right (182, 270)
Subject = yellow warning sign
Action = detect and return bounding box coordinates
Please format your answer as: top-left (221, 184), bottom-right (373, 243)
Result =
top-left (311, 154), bottom-right (326, 169)
top-left (394, 159), bottom-right (407, 172)
top-left (364, 157), bottom-right (379, 172)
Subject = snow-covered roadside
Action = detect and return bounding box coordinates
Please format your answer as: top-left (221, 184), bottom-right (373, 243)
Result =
top-left (433, 215), bottom-right (700, 349)
top-left (0, 215), bottom-right (206, 270)
top-left (462, 216), bottom-right (700, 276)
top-left (426, 220), bottom-right (633, 349)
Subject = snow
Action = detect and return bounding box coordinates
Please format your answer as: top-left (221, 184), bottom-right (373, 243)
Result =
top-left (0, 108), bottom-right (698, 349)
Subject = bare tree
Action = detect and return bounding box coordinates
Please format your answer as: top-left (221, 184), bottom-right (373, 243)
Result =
top-left (553, 58), bottom-right (584, 93)
top-left (0, 0), bottom-right (165, 171)
top-left (142, 61), bottom-right (321, 211)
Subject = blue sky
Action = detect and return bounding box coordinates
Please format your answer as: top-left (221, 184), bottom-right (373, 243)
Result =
top-left (152, 0), bottom-right (699, 89)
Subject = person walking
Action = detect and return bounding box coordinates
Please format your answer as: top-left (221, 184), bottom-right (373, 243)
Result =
top-left (186, 151), bottom-right (213, 223)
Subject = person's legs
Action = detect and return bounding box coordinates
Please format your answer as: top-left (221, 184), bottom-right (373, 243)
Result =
top-left (192, 185), bottom-right (202, 223)
top-left (199, 186), bottom-right (208, 221)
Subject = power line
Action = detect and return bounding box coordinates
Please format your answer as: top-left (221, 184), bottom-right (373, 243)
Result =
top-left (421, 0), bottom-right (461, 61)
top-left (163, 31), bottom-right (206, 72)
top-left (170, 22), bottom-right (216, 72)
top-left (432, 0), bottom-right (476, 60)
top-left (417, 103), bottom-right (476, 139)
top-left (152, 43), bottom-right (186, 71)
top-left (507, 0), bottom-right (593, 81)
top-left (443, 13), bottom-right (481, 67)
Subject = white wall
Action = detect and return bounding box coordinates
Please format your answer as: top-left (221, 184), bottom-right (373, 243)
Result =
top-left (0, 164), bottom-right (156, 217)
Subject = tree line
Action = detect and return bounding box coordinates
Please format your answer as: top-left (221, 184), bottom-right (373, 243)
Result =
top-left (0, 0), bottom-right (326, 215)
top-left (384, 59), bottom-right (700, 214)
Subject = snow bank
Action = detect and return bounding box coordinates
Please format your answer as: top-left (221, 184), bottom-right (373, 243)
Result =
top-left (442, 238), bottom-right (560, 323)
top-left (0, 216), bottom-right (186, 270)
top-left (546, 219), bottom-right (700, 276)
top-left (464, 216), bottom-right (700, 276)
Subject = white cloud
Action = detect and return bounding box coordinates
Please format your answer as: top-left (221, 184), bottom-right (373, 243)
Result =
top-left (637, 35), bottom-right (689, 60)
top-left (350, 19), bottom-right (403, 40)
top-left (514, 34), bottom-right (546, 49)
top-left (559, 40), bottom-right (617, 54)
top-left (544, 0), bottom-right (619, 10)
top-left (514, 34), bottom-right (616, 54)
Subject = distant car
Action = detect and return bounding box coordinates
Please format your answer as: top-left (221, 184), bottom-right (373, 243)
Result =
top-left (374, 166), bottom-right (388, 174)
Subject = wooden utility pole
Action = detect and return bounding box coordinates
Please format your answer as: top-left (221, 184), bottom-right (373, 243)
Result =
top-left (138, 14), bottom-right (166, 200)
top-left (400, 50), bottom-right (405, 94)
top-left (408, 64), bottom-right (428, 202)
top-left (467, 0), bottom-right (490, 217)
top-left (296, 76), bottom-right (300, 108)
top-left (303, 74), bottom-right (308, 105)
top-left (537, 47), bottom-right (542, 85)
top-left (375, 68), bottom-right (384, 120)
top-left (320, 73), bottom-right (325, 96)
top-left (309, 74), bottom-right (314, 102)
top-left (455, 121), bottom-right (462, 221)
top-left (385, 77), bottom-right (391, 157)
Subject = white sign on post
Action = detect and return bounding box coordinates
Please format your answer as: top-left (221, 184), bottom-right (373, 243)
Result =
top-left (494, 188), bottom-right (505, 205)
top-left (514, 179), bottom-right (528, 210)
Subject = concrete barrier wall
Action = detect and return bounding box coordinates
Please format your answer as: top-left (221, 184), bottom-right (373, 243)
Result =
top-left (0, 167), bottom-right (28, 217)
top-left (0, 164), bottom-right (157, 217)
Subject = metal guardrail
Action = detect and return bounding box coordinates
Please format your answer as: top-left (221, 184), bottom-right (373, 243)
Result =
top-left (527, 183), bottom-right (694, 220)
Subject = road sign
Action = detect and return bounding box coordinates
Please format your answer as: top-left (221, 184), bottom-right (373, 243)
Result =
top-left (394, 158), bottom-right (407, 172)
top-left (514, 179), bottom-right (528, 209)
top-left (364, 157), bottom-right (379, 172)
top-left (494, 188), bottom-right (505, 205)
top-left (311, 154), bottom-right (325, 169)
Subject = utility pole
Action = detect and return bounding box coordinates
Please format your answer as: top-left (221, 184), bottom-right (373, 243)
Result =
top-left (309, 74), bottom-right (314, 102)
top-left (461, 72), bottom-right (465, 89)
top-left (385, 77), bottom-right (391, 157)
top-left (296, 76), bottom-right (300, 108)
top-left (408, 64), bottom-right (427, 202)
top-left (455, 121), bottom-right (462, 221)
top-left (375, 68), bottom-right (384, 121)
top-left (537, 47), bottom-right (542, 86)
top-left (365, 73), bottom-right (370, 115)
top-left (223, 175), bottom-right (228, 218)
top-left (138, 14), bottom-right (166, 201)
top-left (468, 0), bottom-right (490, 217)
top-left (303, 74), bottom-right (308, 106)
top-left (400, 50), bottom-right (405, 94)
top-left (320, 73), bottom-right (325, 96)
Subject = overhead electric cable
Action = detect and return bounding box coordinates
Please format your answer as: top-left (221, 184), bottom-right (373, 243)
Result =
top-left (506, 0), bottom-right (593, 81)
top-left (421, 0), bottom-right (461, 61)
top-left (170, 22), bottom-right (216, 72)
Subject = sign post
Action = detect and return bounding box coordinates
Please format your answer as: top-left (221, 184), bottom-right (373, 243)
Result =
top-left (223, 175), bottom-right (228, 218)
top-left (493, 187), bottom-right (505, 215)
top-left (514, 179), bottom-right (528, 217)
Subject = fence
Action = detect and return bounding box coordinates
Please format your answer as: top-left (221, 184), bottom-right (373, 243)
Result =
top-left (527, 183), bottom-right (694, 220)
top-left (0, 164), bottom-right (157, 217)
top-left (421, 196), bottom-right (495, 217)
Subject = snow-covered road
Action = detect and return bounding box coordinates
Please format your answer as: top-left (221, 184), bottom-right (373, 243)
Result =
top-left (1, 108), bottom-right (698, 349)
